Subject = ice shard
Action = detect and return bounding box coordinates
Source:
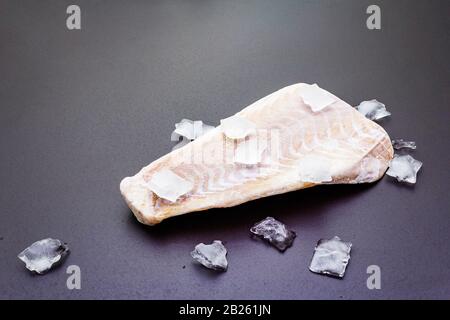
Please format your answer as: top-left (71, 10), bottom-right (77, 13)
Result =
top-left (386, 154), bottom-right (422, 184)
top-left (355, 99), bottom-right (391, 121)
top-left (309, 236), bottom-right (352, 278)
top-left (391, 139), bottom-right (416, 150)
top-left (18, 238), bottom-right (69, 274)
top-left (250, 217), bottom-right (296, 252)
top-left (171, 119), bottom-right (215, 150)
top-left (191, 240), bottom-right (228, 271)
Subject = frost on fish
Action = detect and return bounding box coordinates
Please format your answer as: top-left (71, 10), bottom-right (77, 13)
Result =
top-left (220, 115), bottom-right (256, 139)
top-left (392, 139), bottom-right (416, 150)
top-left (120, 83), bottom-right (394, 226)
top-left (191, 240), bottom-right (228, 271)
top-left (171, 119), bottom-right (215, 150)
top-left (250, 217), bottom-right (296, 252)
top-left (299, 83), bottom-right (337, 112)
top-left (355, 99), bottom-right (391, 121)
top-left (309, 236), bottom-right (352, 278)
top-left (146, 169), bottom-right (193, 202)
top-left (386, 154), bottom-right (422, 184)
top-left (18, 238), bottom-right (69, 274)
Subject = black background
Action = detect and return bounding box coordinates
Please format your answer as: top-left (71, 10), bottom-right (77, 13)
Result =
top-left (1, 0), bottom-right (449, 299)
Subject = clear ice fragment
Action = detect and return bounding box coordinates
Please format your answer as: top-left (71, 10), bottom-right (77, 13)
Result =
top-left (309, 236), bottom-right (352, 278)
top-left (250, 217), bottom-right (296, 252)
top-left (386, 154), bottom-right (422, 184)
top-left (18, 238), bottom-right (69, 274)
top-left (201, 123), bottom-right (215, 135)
top-left (391, 139), bottom-right (416, 150)
top-left (146, 169), bottom-right (193, 202)
top-left (220, 115), bottom-right (256, 139)
top-left (171, 119), bottom-right (215, 149)
top-left (300, 83), bottom-right (337, 112)
top-left (355, 99), bottom-right (391, 121)
top-left (191, 240), bottom-right (228, 271)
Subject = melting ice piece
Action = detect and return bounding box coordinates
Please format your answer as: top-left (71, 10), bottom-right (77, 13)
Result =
top-left (234, 135), bottom-right (268, 165)
top-left (298, 155), bottom-right (333, 183)
top-left (300, 83), bottom-right (337, 112)
top-left (355, 99), bottom-right (391, 121)
top-left (392, 139), bottom-right (416, 150)
top-left (146, 169), bottom-right (193, 202)
top-left (386, 154), bottom-right (422, 184)
top-left (171, 119), bottom-right (215, 150)
top-left (250, 217), bottom-right (296, 252)
top-left (309, 236), bottom-right (352, 278)
top-left (190, 240), bottom-right (228, 271)
top-left (220, 115), bottom-right (256, 139)
top-left (18, 238), bottom-right (69, 274)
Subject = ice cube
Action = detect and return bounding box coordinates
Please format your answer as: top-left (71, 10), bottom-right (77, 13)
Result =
top-left (171, 119), bottom-right (215, 148)
top-left (18, 238), bottom-right (69, 274)
top-left (391, 139), bottom-right (416, 150)
top-left (201, 123), bottom-right (215, 135)
top-left (250, 217), bottom-right (296, 252)
top-left (146, 169), bottom-right (193, 202)
top-left (300, 83), bottom-right (337, 112)
top-left (355, 99), bottom-right (391, 121)
top-left (171, 119), bottom-right (200, 141)
top-left (309, 236), bottom-right (352, 278)
top-left (220, 115), bottom-right (256, 140)
top-left (386, 154), bottom-right (422, 184)
top-left (190, 240), bottom-right (228, 271)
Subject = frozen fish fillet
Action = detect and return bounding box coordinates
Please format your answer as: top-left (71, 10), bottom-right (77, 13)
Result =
top-left (120, 83), bottom-right (393, 225)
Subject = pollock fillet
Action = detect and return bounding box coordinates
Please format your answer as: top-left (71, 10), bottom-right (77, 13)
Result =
top-left (120, 83), bottom-right (393, 225)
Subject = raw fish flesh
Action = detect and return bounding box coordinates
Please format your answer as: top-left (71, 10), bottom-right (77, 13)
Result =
top-left (120, 83), bottom-right (393, 225)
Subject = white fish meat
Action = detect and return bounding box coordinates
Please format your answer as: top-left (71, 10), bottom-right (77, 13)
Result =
top-left (120, 83), bottom-right (393, 225)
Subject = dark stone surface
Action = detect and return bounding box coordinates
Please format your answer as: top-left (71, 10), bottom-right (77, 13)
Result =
top-left (0, 0), bottom-right (449, 299)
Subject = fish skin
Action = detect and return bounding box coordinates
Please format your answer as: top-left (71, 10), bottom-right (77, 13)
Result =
top-left (120, 83), bottom-right (394, 226)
